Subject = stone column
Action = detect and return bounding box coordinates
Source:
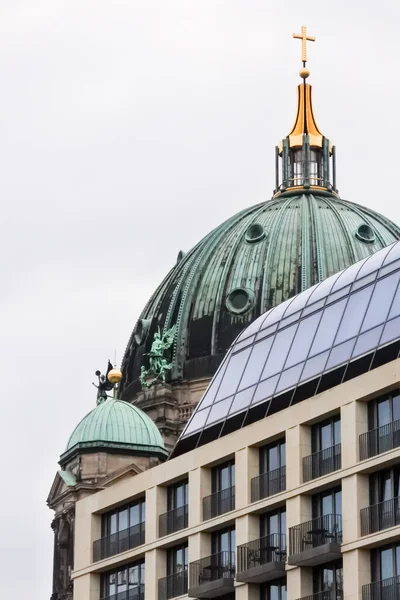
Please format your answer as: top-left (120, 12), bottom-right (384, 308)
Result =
top-left (235, 582), bottom-right (260, 600)
top-left (287, 566), bottom-right (313, 599)
top-left (145, 485), bottom-right (167, 543)
top-left (286, 424), bottom-right (311, 489)
top-left (341, 400), bottom-right (368, 468)
top-left (73, 573), bottom-right (100, 600)
top-left (189, 467), bottom-right (211, 528)
top-left (343, 548), bottom-right (371, 600)
top-left (145, 548), bottom-right (166, 600)
top-left (342, 473), bottom-right (369, 543)
top-left (235, 446), bottom-right (259, 509)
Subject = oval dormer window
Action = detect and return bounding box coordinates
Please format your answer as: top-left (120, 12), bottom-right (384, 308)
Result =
top-left (355, 224), bottom-right (376, 243)
top-left (226, 288), bottom-right (255, 315)
top-left (245, 223), bottom-right (266, 243)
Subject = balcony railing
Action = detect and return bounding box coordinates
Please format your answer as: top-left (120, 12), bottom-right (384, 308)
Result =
top-left (237, 533), bottom-right (286, 573)
top-left (289, 514), bottom-right (342, 556)
top-left (362, 576), bottom-right (400, 600)
top-left (189, 551), bottom-right (235, 589)
top-left (359, 419), bottom-right (400, 461)
top-left (303, 444), bottom-right (342, 482)
top-left (101, 584), bottom-right (145, 600)
top-left (251, 466), bottom-right (286, 502)
top-left (93, 522), bottom-right (145, 562)
top-left (297, 590), bottom-right (343, 600)
top-left (158, 569), bottom-right (188, 600)
top-left (202, 486), bottom-right (235, 520)
top-left (159, 504), bottom-right (188, 537)
top-left (361, 497), bottom-right (400, 536)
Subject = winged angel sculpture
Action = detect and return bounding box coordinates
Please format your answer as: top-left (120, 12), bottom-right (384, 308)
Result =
top-left (139, 325), bottom-right (177, 389)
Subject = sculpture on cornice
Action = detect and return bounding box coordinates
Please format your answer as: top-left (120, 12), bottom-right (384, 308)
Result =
top-left (140, 325), bottom-right (176, 389)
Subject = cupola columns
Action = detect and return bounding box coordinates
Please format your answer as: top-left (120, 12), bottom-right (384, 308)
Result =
top-left (274, 27), bottom-right (338, 197)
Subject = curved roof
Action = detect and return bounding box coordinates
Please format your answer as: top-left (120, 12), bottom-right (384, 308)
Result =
top-left (171, 241), bottom-right (400, 458)
top-left (60, 398), bottom-right (168, 464)
top-left (120, 193), bottom-right (400, 400)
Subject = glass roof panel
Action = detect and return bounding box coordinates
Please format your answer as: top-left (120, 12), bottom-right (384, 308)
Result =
top-left (382, 242), bottom-right (398, 265)
top-left (174, 242), bottom-right (400, 452)
top-left (331, 257), bottom-right (368, 292)
top-left (236, 312), bottom-right (267, 342)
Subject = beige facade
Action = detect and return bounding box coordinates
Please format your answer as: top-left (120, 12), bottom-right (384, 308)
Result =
top-left (71, 359), bottom-right (400, 600)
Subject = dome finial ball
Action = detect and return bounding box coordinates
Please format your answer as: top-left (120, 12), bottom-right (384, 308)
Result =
top-left (108, 368), bottom-right (123, 384)
top-left (300, 67), bottom-right (310, 79)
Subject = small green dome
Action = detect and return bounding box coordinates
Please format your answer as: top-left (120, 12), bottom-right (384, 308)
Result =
top-left (60, 399), bottom-right (168, 464)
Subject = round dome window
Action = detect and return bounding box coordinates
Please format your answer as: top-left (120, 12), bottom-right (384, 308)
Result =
top-left (245, 223), bottom-right (266, 243)
top-left (355, 224), bottom-right (376, 243)
top-left (134, 318), bottom-right (151, 345)
top-left (226, 288), bottom-right (255, 315)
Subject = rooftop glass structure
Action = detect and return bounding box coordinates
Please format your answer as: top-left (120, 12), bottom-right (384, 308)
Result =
top-left (171, 241), bottom-right (400, 458)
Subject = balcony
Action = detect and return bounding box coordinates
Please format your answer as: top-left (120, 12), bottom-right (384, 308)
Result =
top-left (288, 514), bottom-right (342, 567)
top-left (236, 533), bottom-right (286, 584)
top-left (303, 444), bottom-right (342, 483)
top-left (202, 487), bottom-right (235, 521)
top-left (297, 590), bottom-right (343, 600)
top-left (159, 504), bottom-right (188, 537)
top-left (158, 569), bottom-right (188, 600)
top-left (359, 419), bottom-right (400, 461)
top-left (361, 496), bottom-right (400, 536)
top-left (101, 584), bottom-right (145, 600)
top-left (188, 551), bottom-right (235, 598)
top-left (93, 522), bottom-right (145, 562)
top-left (362, 576), bottom-right (400, 600)
top-left (251, 466), bottom-right (286, 502)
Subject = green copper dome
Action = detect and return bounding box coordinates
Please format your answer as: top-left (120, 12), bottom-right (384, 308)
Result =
top-left (60, 398), bottom-right (168, 464)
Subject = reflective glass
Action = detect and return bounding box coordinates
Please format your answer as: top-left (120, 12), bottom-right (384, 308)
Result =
top-left (215, 347), bottom-right (252, 400)
top-left (184, 407), bottom-right (210, 434)
top-left (206, 396), bottom-right (233, 425)
top-left (275, 362), bottom-right (303, 394)
top-left (255, 323), bottom-right (278, 342)
top-left (260, 297), bottom-right (294, 330)
top-left (325, 284), bottom-right (351, 305)
top-left (356, 245), bottom-right (392, 279)
top-left (353, 325), bottom-right (384, 358)
top-left (283, 283), bottom-right (317, 316)
top-left (306, 271), bottom-right (341, 305)
top-left (388, 280), bottom-right (400, 319)
top-left (284, 311), bottom-right (322, 368)
top-left (302, 298), bottom-right (325, 317)
top-left (198, 357), bottom-right (229, 408)
top-left (252, 375), bottom-right (280, 405)
top-left (238, 337), bottom-right (274, 390)
top-left (325, 338), bottom-right (355, 370)
top-left (237, 312), bottom-right (265, 342)
top-left (351, 270), bottom-right (377, 292)
top-left (300, 351), bottom-right (329, 382)
top-left (261, 324), bottom-right (298, 379)
top-left (230, 385), bottom-right (256, 414)
top-left (379, 258), bottom-right (400, 279)
top-left (278, 310), bottom-right (301, 330)
top-left (361, 273), bottom-right (399, 332)
top-left (331, 257), bottom-right (368, 292)
top-left (382, 241), bottom-right (398, 265)
top-left (233, 336), bottom-right (255, 353)
top-left (381, 315), bottom-right (400, 345)
top-left (310, 299), bottom-right (347, 356)
top-left (334, 286), bottom-right (373, 345)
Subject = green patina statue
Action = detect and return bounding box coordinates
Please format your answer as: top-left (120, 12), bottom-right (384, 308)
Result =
top-left (140, 325), bottom-right (177, 389)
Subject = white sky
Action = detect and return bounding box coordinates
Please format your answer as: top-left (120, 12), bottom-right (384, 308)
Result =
top-left (2, 1), bottom-right (400, 597)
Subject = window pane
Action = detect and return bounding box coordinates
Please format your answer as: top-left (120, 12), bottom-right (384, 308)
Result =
top-left (353, 325), bottom-right (383, 358)
top-left (378, 399), bottom-right (391, 427)
top-left (110, 513), bottom-right (117, 535)
top-left (334, 419), bottom-right (341, 445)
top-left (206, 396), bottom-right (233, 425)
top-left (130, 504), bottom-right (139, 527)
top-left (335, 287), bottom-right (373, 345)
top-left (300, 351), bottom-right (329, 382)
top-left (320, 423), bottom-right (333, 450)
top-left (198, 358), bottom-right (229, 408)
top-left (230, 385), bottom-right (256, 414)
top-left (184, 407), bottom-right (210, 434)
top-left (268, 446), bottom-right (279, 471)
top-left (275, 362), bottom-right (303, 394)
top-left (357, 245), bottom-right (392, 279)
top-left (393, 394), bottom-right (400, 422)
top-left (310, 299), bottom-right (347, 356)
top-left (261, 324), bottom-right (298, 379)
top-left (381, 548), bottom-right (394, 580)
top-left (252, 375), bottom-right (280, 405)
top-left (381, 315), bottom-right (400, 345)
top-left (216, 348), bottom-right (252, 400)
top-left (388, 281), bottom-right (400, 320)
top-left (325, 338), bottom-right (355, 370)
top-left (307, 272), bottom-right (341, 305)
top-left (361, 274), bottom-right (399, 331)
top-left (238, 337), bottom-right (273, 390)
top-left (332, 257), bottom-right (368, 292)
top-left (284, 312), bottom-right (322, 368)
top-left (280, 442), bottom-right (286, 466)
top-left (119, 509), bottom-right (128, 531)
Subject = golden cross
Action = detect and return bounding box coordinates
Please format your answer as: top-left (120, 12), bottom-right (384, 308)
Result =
top-left (293, 25), bottom-right (315, 64)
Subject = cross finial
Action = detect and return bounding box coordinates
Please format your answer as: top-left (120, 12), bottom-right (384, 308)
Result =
top-left (293, 25), bottom-right (315, 65)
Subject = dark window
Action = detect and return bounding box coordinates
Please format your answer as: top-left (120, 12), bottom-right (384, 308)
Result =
top-left (313, 487), bottom-right (342, 519)
top-left (313, 561), bottom-right (343, 594)
top-left (369, 392), bottom-right (400, 430)
top-left (212, 527), bottom-right (236, 556)
top-left (261, 507), bottom-right (286, 538)
top-left (101, 560), bottom-right (145, 600)
top-left (168, 480), bottom-right (188, 511)
top-left (260, 578), bottom-right (287, 600)
top-left (260, 439), bottom-right (286, 474)
top-left (312, 416), bottom-right (341, 453)
top-left (212, 460), bottom-right (235, 492)
top-left (102, 498), bottom-right (146, 538)
top-left (372, 543), bottom-right (400, 582)
top-left (167, 543), bottom-right (188, 575)
top-left (370, 467), bottom-right (400, 505)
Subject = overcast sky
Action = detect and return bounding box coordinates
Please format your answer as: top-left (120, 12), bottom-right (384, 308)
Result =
top-left (2, 1), bottom-right (400, 597)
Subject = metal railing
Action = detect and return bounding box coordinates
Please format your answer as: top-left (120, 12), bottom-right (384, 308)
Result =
top-left (289, 514), bottom-right (342, 556)
top-left (251, 466), bottom-right (286, 502)
top-left (359, 419), bottom-right (400, 461)
top-left (202, 486), bottom-right (235, 520)
top-left (159, 504), bottom-right (188, 537)
top-left (93, 522), bottom-right (145, 562)
top-left (361, 497), bottom-right (400, 536)
top-left (158, 569), bottom-right (188, 600)
top-left (101, 584), bottom-right (145, 600)
top-left (297, 590), bottom-right (343, 600)
top-left (362, 576), bottom-right (400, 600)
top-left (237, 533), bottom-right (286, 573)
top-left (189, 551), bottom-right (235, 588)
top-left (303, 444), bottom-right (342, 482)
